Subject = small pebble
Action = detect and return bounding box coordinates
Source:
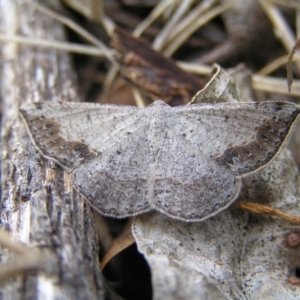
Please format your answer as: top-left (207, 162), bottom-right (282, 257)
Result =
top-left (288, 275), bottom-right (300, 285)
top-left (286, 232), bottom-right (300, 248)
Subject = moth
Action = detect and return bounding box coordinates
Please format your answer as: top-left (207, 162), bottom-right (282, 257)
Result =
top-left (20, 100), bottom-right (300, 221)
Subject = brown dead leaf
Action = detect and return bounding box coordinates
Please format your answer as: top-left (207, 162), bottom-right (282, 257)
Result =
top-left (111, 27), bottom-right (204, 106)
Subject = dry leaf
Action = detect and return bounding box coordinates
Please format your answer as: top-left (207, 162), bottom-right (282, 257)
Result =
top-left (133, 149), bottom-right (300, 299)
top-left (132, 65), bottom-right (300, 299)
top-left (111, 27), bottom-right (203, 106)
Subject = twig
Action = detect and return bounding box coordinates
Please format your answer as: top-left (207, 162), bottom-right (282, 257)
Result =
top-left (238, 201), bottom-right (300, 224)
top-left (30, 1), bottom-right (116, 64)
top-left (0, 231), bottom-right (43, 282)
top-left (0, 231), bottom-right (29, 255)
top-left (0, 34), bottom-right (110, 57)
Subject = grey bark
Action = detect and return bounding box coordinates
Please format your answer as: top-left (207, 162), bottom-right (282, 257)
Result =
top-left (0, 1), bottom-right (109, 299)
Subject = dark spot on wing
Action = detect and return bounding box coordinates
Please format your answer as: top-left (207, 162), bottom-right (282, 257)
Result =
top-left (242, 148), bottom-right (251, 155)
top-left (35, 103), bottom-right (43, 110)
top-left (222, 148), bottom-right (238, 164)
top-left (22, 115), bottom-right (96, 170)
top-left (274, 102), bottom-right (284, 111)
top-left (216, 106), bottom-right (300, 175)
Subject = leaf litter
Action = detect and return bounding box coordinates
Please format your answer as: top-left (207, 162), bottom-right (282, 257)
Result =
top-left (3, 1), bottom-right (296, 299)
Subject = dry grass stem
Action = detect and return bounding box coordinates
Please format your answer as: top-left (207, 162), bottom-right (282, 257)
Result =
top-left (260, 0), bottom-right (300, 72)
top-left (132, 88), bottom-right (147, 108)
top-left (176, 61), bottom-right (213, 75)
top-left (287, 37), bottom-right (300, 91)
top-left (0, 231), bottom-right (29, 255)
top-left (0, 34), bottom-right (213, 87)
top-left (252, 74), bottom-right (300, 96)
top-left (265, 0), bottom-right (300, 10)
top-left (195, 40), bottom-right (234, 65)
top-left (257, 53), bottom-right (300, 76)
top-left (238, 201), bottom-right (300, 224)
top-left (152, 0), bottom-right (194, 51)
top-left (160, 0), bottom-right (216, 51)
top-left (132, 0), bottom-right (175, 38)
top-left (31, 1), bottom-right (116, 64)
top-left (101, 64), bottom-right (120, 95)
top-left (0, 253), bottom-right (42, 282)
top-left (0, 34), bottom-right (109, 57)
top-left (296, 9), bottom-right (300, 35)
top-left (163, 2), bottom-right (232, 57)
top-left (0, 231), bottom-right (43, 281)
top-left (100, 14), bottom-right (116, 37)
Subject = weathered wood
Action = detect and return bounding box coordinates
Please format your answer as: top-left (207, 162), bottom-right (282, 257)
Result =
top-left (0, 1), bottom-right (110, 299)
